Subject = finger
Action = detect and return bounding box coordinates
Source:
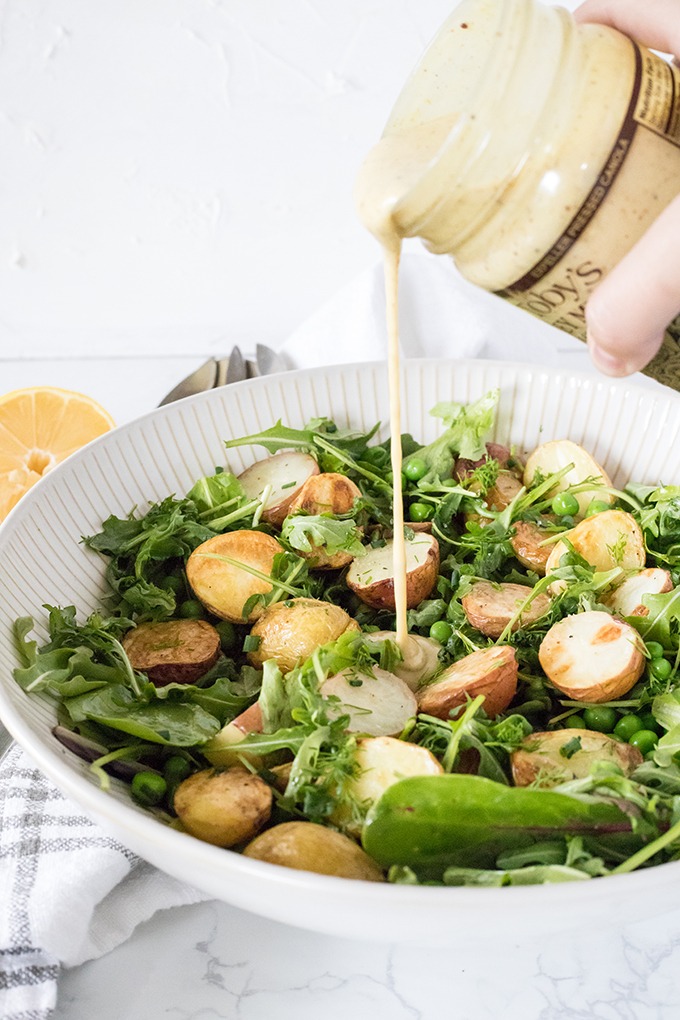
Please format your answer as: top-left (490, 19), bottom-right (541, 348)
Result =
top-left (585, 194), bottom-right (680, 376)
top-left (574, 0), bottom-right (680, 57)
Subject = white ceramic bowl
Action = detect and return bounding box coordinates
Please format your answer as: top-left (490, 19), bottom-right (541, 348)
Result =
top-left (2, 359), bottom-right (680, 946)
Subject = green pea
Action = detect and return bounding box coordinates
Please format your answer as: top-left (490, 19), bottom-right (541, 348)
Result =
top-left (429, 620), bottom-right (453, 644)
top-left (583, 706), bottom-right (617, 733)
top-left (613, 714), bottom-right (644, 741)
top-left (585, 499), bottom-right (610, 517)
top-left (649, 657), bottom-right (673, 680)
top-left (441, 478), bottom-right (459, 488)
top-left (404, 457), bottom-right (428, 482)
top-left (645, 641), bottom-right (665, 660)
top-left (163, 755), bottom-right (193, 784)
top-left (178, 598), bottom-right (206, 620)
top-left (130, 770), bottom-right (167, 807)
top-left (159, 574), bottom-right (185, 595)
top-left (215, 620), bottom-right (237, 652)
top-left (409, 502), bottom-right (434, 522)
top-left (638, 711), bottom-right (661, 735)
top-left (564, 714), bottom-right (587, 730)
top-left (551, 491), bottom-right (579, 516)
top-left (629, 729), bottom-right (659, 755)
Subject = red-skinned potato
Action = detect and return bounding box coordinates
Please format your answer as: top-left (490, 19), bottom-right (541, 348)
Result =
top-left (203, 703), bottom-right (263, 767)
top-left (346, 534), bottom-right (439, 610)
top-left (122, 619), bottom-right (220, 685)
top-left (546, 510), bottom-right (645, 593)
top-left (510, 520), bottom-right (552, 575)
top-left (523, 439), bottom-right (612, 517)
top-left (237, 452), bottom-right (319, 528)
top-left (321, 667), bottom-right (418, 736)
top-left (186, 530), bottom-right (283, 623)
top-left (417, 646), bottom-right (518, 719)
top-left (604, 568), bottom-right (673, 617)
top-left (173, 767), bottom-right (272, 847)
top-left (454, 443), bottom-right (523, 480)
top-left (462, 581), bottom-right (551, 638)
top-left (539, 610), bottom-right (645, 702)
top-left (285, 472), bottom-right (362, 569)
top-left (511, 729), bottom-right (643, 787)
top-left (247, 597), bottom-right (360, 672)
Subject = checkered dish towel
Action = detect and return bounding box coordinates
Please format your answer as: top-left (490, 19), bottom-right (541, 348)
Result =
top-left (0, 744), bottom-right (207, 1020)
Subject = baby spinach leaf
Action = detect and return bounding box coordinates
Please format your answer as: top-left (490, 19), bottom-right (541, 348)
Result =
top-left (281, 515), bottom-right (365, 557)
top-left (362, 774), bottom-right (643, 871)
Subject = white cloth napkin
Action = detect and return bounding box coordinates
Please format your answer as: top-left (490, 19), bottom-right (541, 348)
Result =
top-left (0, 744), bottom-right (207, 1020)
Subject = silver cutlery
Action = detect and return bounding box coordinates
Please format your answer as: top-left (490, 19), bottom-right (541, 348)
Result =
top-left (158, 343), bottom-right (286, 405)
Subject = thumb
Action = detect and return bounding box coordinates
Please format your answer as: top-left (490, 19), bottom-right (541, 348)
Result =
top-left (585, 194), bottom-right (680, 377)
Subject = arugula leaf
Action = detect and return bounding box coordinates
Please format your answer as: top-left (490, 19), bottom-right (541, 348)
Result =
top-left (281, 515), bottom-right (366, 558)
top-left (629, 588), bottom-right (680, 648)
top-left (402, 390), bottom-right (499, 484)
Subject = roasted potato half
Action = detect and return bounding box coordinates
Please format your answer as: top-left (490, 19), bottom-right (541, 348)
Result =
top-left (462, 581), bottom-right (551, 639)
top-left (243, 821), bottom-right (384, 881)
top-left (546, 510), bottom-right (646, 594)
top-left (247, 597), bottom-right (360, 672)
top-left (417, 645), bottom-right (518, 719)
top-left (604, 568), bottom-right (673, 618)
top-left (237, 452), bottom-right (319, 527)
top-left (174, 767), bottom-right (272, 847)
top-left (203, 703), bottom-right (263, 768)
top-left (346, 534), bottom-right (439, 610)
top-left (511, 728), bottom-right (643, 787)
top-left (285, 472), bottom-right (362, 569)
top-left (510, 520), bottom-right (553, 575)
top-left (186, 530), bottom-right (284, 623)
top-left (321, 667), bottom-right (418, 736)
top-left (539, 610), bottom-right (645, 702)
top-left (122, 619), bottom-right (220, 686)
top-left (523, 439), bottom-right (612, 517)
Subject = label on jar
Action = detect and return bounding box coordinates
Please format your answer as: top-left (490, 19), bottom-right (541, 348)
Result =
top-left (497, 43), bottom-right (680, 389)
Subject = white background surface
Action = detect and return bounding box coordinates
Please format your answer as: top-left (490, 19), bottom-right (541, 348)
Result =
top-left (3, 0), bottom-right (680, 1016)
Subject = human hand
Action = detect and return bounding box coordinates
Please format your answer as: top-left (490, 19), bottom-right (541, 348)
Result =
top-left (574, 0), bottom-right (680, 377)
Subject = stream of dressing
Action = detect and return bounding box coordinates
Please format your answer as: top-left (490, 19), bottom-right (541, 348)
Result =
top-left (356, 124), bottom-right (454, 654)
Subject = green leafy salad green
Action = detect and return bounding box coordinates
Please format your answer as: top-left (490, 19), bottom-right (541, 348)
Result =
top-left (13, 390), bottom-right (680, 886)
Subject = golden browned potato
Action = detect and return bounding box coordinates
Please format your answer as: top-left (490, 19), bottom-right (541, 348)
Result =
top-left (417, 646), bottom-right (518, 719)
top-left (174, 767), bottom-right (272, 847)
top-left (320, 667), bottom-right (418, 736)
top-left (243, 821), bottom-right (384, 881)
top-left (523, 439), bottom-right (613, 517)
top-left (510, 520), bottom-right (552, 575)
top-left (237, 452), bottom-right (320, 527)
top-left (539, 610), bottom-right (645, 702)
top-left (461, 581), bottom-right (551, 638)
top-left (286, 472), bottom-right (362, 569)
top-left (367, 631), bottom-right (441, 690)
top-left (346, 534), bottom-right (439, 610)
top-left (604, 568), bottom-right (673, 617)
top-left (186, 530), bottom-right (284, 623)
top-left (247, 597), bottom-right (360, 672)
top-left (511, 729), bottom-right (643, 787)
top-left (122, 620), bottom-right (220, 686)
top-left (545, 510), bottom-right (646, 594)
